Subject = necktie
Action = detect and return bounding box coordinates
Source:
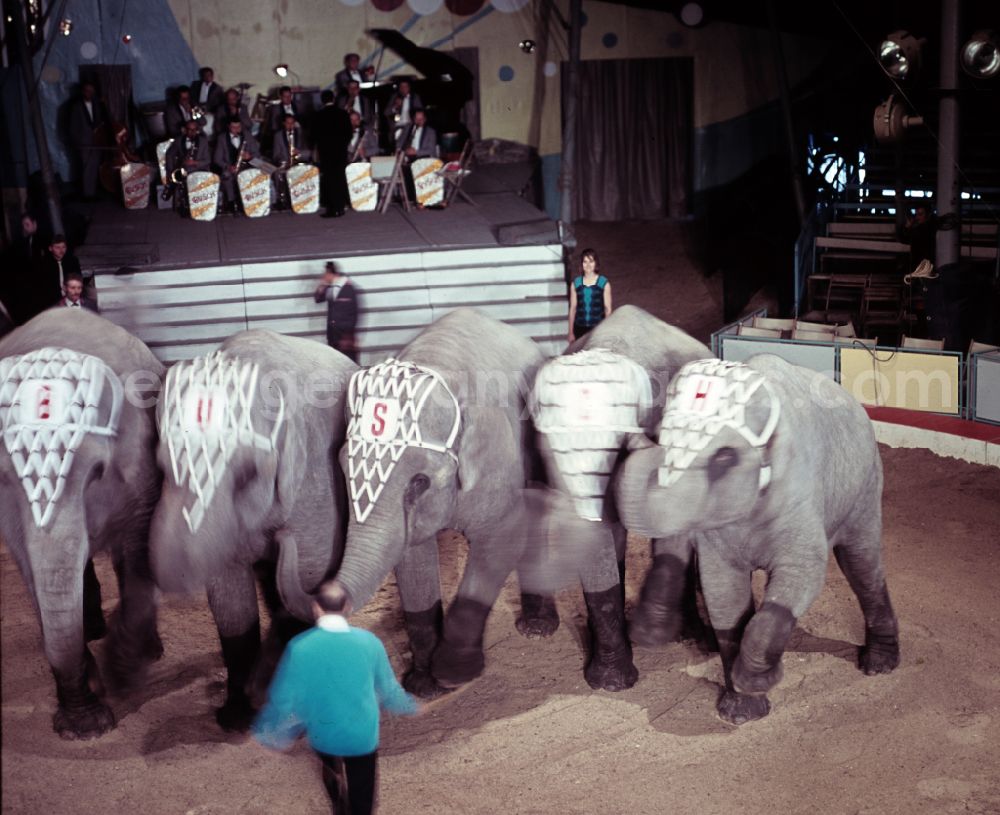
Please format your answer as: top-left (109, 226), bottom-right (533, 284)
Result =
top-left (71, 301), bottom-right (80, 308)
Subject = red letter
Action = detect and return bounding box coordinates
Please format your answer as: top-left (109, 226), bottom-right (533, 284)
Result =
top-left (371, 402), bottom-right (387, 436)
top-left (37, 385), bottom-right (53, 421)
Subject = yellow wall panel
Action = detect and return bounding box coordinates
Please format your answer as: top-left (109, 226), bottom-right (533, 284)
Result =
top-left (840, 348), bottom-right (961, 415)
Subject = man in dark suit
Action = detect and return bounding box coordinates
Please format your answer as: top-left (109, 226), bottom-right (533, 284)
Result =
top-left (165, 120), bottom-right (212, 212)
top-left (68, 81), bottom-right (108, 199)
top-left (56, 273), bottom-right (100, 313)
top-left (384, 79), bottom-right (423, 147)
top-left (36, 235), bottom-right (82, 319)
top-left (269, 86), bottom-right (301, 136)
top-left (191, 67), bottom-right (225, 116)
top-left (312, 89), bottom-right (352, 218)
top-left (164, 85), bottom-right (197, 137)
top-left (4, 213), bottom-right (47, 324)
top-left (334, 53), bottom-right (375, 96)
top-left (397, 109), bottom-right (438, 205)
top-left (218, 87), bottom-right (253, 133)
top-left (213, 117), bottom-right (261, 214)
top-left (314, 262), bottom-right (360, 362)
top-left (337, 80), bottom-right (374, 128)
top-left (346, 111), bottom-right (379, 163)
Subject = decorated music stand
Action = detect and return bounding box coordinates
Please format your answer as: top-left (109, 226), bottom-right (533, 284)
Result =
top-left (376, 151), bottom-right (411, 214)
top-left (437, 139), bottom-right (475, 207)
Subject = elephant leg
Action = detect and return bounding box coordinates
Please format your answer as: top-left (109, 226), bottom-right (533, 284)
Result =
top-left (515, 591), bottom-right (559, 638)
top-left (105, 544), bottom-right (162, 689)
top-left (395, 541), bottom-right (447, 699)
top-left (630, 534), bottom-right (695, 646)
top-left (697, 546), bottom-right (769, 725)
top-left (576, 520), bottom-right (636, 690)
top-left (250, 561), bottom-right (311, 706)
top-left (833, 530), bottom-right (900, 676)
top-left (613, 522), bottom-right (627, 608)
top-left (207, 566), bottom-right (261, 731)
top-left (432, 533), bottom-right (512, 689)
top-left (51, 645), bottom-right (116, 740)
top-left (83, 558), bottom-right (107, 642)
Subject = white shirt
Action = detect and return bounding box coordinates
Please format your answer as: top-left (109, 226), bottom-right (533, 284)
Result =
top-left (283, 103), bottom-right (294, 115)
top-left (349, 69), bottom-right (362, 83)
top-left (349, 130), bottom-right (361, 152)
top-left (181, 105), bottom-right (192, 121)
top-left (84, 100), bottom-right (94, 121)
top-left (198, 83), bottom-right (210, 104)
top-left (230, 135), bottom-right (241, 149)
top-left (57, 260), bottom-right (64, 287)
top-left (410, 126), bottom-right (423, 151)
top-left (351, 96), bottom-right (362, 115)
top-left (317, 614), bottom-right (349, 632)
top-left (64, 298), bottom-right (81, 308)
top-left (400, 95), bottom-right (411, 123)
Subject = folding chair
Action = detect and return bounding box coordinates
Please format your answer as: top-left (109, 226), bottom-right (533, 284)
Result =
top-left (437, 140), bottom-right (475, 207)
top-left (376, 151), bottom-right (410, 214)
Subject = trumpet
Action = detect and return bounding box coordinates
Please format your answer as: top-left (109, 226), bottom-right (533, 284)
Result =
top-left (191, 104), bottom-right (206, 122)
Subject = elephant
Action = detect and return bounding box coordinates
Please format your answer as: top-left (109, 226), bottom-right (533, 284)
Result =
top-left (614, 354), bottom-right (901, 724)
top-left (327, 308), bottom-right (558, 697)
top-left (148, 329), bottom-right (357, 730)
top-left (0, 310), bottom-right (163, 739)
top-left (529, 305), bottom-right (713, 690)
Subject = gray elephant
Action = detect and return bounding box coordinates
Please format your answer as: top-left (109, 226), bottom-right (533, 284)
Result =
top-left (614, 354), bottom-right (900, 724)
top-left (0, 310), bottom-right (163, 739)
top-left (529, 305), bottom-right (712, 690)
top-left (149, 330), bottom-right (356, 730)
top-left (328, 308), bottom-right (557, 697)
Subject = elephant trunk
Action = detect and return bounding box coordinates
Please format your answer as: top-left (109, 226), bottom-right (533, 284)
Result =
top-left (614, 445), bottom-right (688, 539)
top-left (148, 486), bottom-right (231, 594)
top-left (274, 530), bottom-right (319, 622)
top-left (331, 514), bottom-right (407, 613)
top-left (29, 526), bottom-right (89, 676)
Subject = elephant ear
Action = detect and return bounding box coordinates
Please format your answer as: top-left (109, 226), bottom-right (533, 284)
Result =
top-left (456, 405), bottom-right (516, 492)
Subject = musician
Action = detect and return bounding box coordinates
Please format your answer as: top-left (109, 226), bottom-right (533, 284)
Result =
top-left (218, 88), bottom-right (253, 132)
top-left (397, 109), bottom-right (438, 206)
top-left (164, 85), bottom-right (197, 137)
top-left (68, 81), bottom-right (108, 200)
top-left (191, 67), bottom-right (225, 116)
top-left (312, 89), bottom-right (352, 218)
top-left (214, 117), bottom-right (261, 214)
top-left (337, 80), bottom-right (374, 127)
top-left (334, 53), bottom-right (375, 95)
top-left (347, 111), bottom-right (379, 163)
top-left (164, 119), bottom-right (211, 211)
top-left (269, 86), bottom-right (301, 134)
top-left (384, 79), bottom-right (423, 144)
top-left (272, 113), bottom-right (311, 168)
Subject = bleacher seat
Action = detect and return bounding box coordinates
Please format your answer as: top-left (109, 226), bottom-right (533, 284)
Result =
top-left (737, 325), bottom-right (782, 338)
top-left (968, 340), bottom-right (1000, 355)
top-left (834, 321), bottom-right (856, 337)
top-left (835, 336), bottom-right (877, 347)
top-left (901, 336), bottom-right (945, 351)
top-left (752, 316), bottom-right (794, 332)
top-left (793, 320), bottom-right (835, 334)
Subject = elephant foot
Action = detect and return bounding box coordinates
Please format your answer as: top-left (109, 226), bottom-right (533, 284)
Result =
top-left (106, 627), bottom-right (164, 690)
top-left (53, 700), bottom-right (116, 740)
top-left (629, 605), bottom-right (682, 647)
top-left (403, 667), bottom-right (449, 699)
top-left (717, 689), bottom-right (770, 725)
top-left (216, 696), bottom-right (256, 732)
top-left (860, 630), bottom-right (900, 675)
top-left (516, 593), bottom-right (560, 639)
top-left (432, 642), bottom-right (485, 689)
top-left (732, 657), bottom-right (783, 695)
top-left (584, 652), bottom-right (638, 692)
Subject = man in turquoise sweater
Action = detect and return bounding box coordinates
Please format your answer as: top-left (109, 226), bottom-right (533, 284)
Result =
top-left (253, 584), bottom-right (420, 814)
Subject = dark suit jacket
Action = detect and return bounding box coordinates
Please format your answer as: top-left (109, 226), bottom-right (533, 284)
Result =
top-left (216, 104), bottom-right (253, 133)
top-left (213, 131), bottom-right (261, 176)
top-left (68, 98), bottom-right (107, 147)
top-left (312, 105), bottom-right (352, 168)
top-left (165, 135), bottom-right (212, 178)
top-left (269, 101), bottom-right (302, 134)
top-left (336, 93), bottom-right (374, 125)
top-left (57, 296), bottom-right (100, 314)
top-left (315, 278), bottom-right (359, 344)
top-left (334, 68), bottom-right (368, 94)
top-left (396, 122), bottom-right (438, 159)
top-left (164, 102), bottom-right (197, 138)
top-left (191, 80), bottom-right (225, 113)
top-left (347, 126), bottom-right (380, 162)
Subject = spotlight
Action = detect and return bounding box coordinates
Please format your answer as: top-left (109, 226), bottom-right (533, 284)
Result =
top-left (961, 30), bottom-right (1000, 79)
top-left (878, 30), bottom-right (923, 80)
top-left (274, 64), bottom-right (289, 78)
top-left (59, 18), bottom-right (72, 36)
top-left (519, 39), bottom-right (536, 54)
top-left (873, 95), bottom-right (924, 144)
top-left (122, 33), bottom-right (132, 43)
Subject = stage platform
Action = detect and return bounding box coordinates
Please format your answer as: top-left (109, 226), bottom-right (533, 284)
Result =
top-left (82, 191), bottom-right (567, 364)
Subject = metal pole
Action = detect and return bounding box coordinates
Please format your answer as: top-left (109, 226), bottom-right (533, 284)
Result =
top-left (558, 0), bottom-right (581, 249)
top-left (6, 0), bottom-right (63, 234)
top-left (935, 0), bottom-right (961, 270)
top-left (766, 0), bottom-right (807, 228)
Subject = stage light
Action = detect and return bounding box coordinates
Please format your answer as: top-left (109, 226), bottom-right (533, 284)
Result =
top-left (678, 3), bottom-right (704, 27)
top-left (873, 95), bottom-right (924, 144)
top-left (519, 39), bottom-right (536, 54)
top-left (961, 30), bottom-right (1000, 79)
top-left (122, 33), bottom-right (132, 43)
top-left (274, 64), bottom-right (289, 78)
top-left (59, 18), bottom-right (73, 36)
top-left (878, 31), bottom-right (923, 80)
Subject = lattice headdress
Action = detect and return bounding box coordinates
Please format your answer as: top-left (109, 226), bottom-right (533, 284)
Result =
top-left (658, 359), bottom-right (780, 491)
top-left (346, 358), bottom-right (460, 524)
top-left (531, 348), bottom-right (653, 521)
top-left (0, 348), bottom-right (123, 528)
top-left (160, 351), bottom-right (285, 533)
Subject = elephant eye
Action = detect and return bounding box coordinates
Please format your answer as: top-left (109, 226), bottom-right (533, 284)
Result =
top-left (405, 473), bottom-right (431, 504)
top-left (707, 446), bottom-right (740, 482)
top-left (233, 462), bottom-right (257, 492)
